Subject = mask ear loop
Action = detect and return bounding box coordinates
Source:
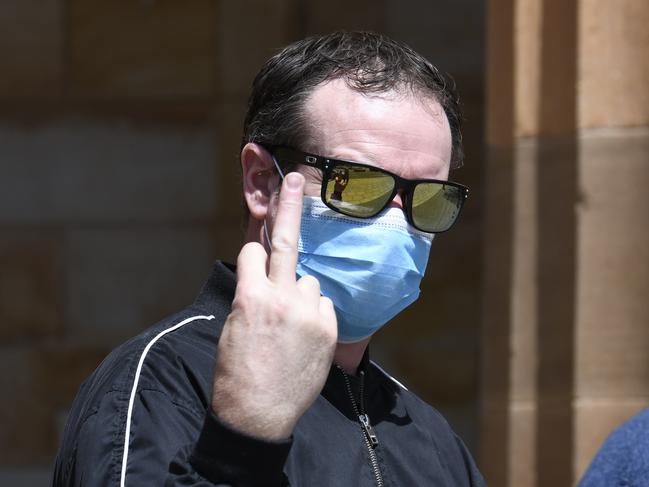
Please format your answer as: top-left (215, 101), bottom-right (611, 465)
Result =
top-left (263, 155), bottom-right (287, 247)
top-left (263, 219), bottom-right (272, 248)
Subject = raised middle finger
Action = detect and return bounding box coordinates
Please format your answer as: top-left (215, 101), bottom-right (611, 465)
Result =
top-left (267, 172), bottom-right (304, 285)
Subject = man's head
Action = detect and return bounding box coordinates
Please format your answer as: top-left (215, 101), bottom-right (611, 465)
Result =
top-left (239, 31), bottom-right (467, 346)
top-left (240, 32), bottom-right (464, 239)
top-left (242, 31), bottom-right (463, 168)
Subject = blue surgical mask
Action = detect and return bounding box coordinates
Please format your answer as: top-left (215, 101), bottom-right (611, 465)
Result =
top-left (295, 196), bottom-right (433, 343)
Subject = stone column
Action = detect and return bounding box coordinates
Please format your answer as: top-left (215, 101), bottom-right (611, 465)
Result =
top-left (481, 0), bottom-right (649, 485)
top-left (573, 0), bottom-right (649, 478)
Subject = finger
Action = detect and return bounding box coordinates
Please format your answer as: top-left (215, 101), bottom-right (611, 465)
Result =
top-left (296, 274), bottom-right (321, 306)
top-left (268, 172), bottom-right (304, 284)
top-left (236, 242), bottom-right (269, 285)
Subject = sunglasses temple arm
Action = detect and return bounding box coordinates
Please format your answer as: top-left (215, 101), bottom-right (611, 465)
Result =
top-left (271, 155), bottom-right (287, 179)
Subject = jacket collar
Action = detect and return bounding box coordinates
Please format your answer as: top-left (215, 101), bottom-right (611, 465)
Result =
top-left (193, 261), bottom-right (237, 314)
top-left (321, 348), bottom-right (380, 421)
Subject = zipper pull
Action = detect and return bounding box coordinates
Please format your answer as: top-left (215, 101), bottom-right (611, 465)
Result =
top-left (359, 413), bottom-right (379, 448)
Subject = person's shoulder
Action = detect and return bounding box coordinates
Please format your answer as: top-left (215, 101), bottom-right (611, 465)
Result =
top-left (604, 408), bottom-right (649, 449)
top-left (67, 260), bottom-right (236, 420)
top-left (579, 408), bottom-right (649, 487)
top-left (132, 306), bottom-right (223, 402)
top-left (614, 407), bottom-right (649, 439)
top-left (369, 360), bottom-right (486, 486)
top-left (74, 306), bottom-right (220, 416)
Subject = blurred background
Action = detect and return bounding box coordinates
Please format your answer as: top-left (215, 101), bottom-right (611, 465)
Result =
top-left (0, 1), bottom-right (647, 486)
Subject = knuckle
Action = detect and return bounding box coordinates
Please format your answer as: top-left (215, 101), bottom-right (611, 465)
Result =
top-left (233, 284), bottom-right (293, 324)
top-left (268, 297), bottom-right (292, 323)
top-left (271, 234), bottom-right (296, 253)
top-left (266, 291), bottom-right (284, 310)
top-left (300, 274), bottom-right (318, 284)
top-left (320, 296), bottom-right (334, 311)
top-left (233, 284), bottom-right (263, 309)
top-left (256, 285), bottom-right (288, 312)
top-left (298, 274), bottom-right (320, 289)
top-left (278, 196), bottom-right (301, 211)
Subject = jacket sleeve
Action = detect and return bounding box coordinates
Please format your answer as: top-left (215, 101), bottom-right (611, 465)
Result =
top-left (58, 388), bottom-right (291, 486)
top-left (170, 408), bottom-right (292, 486)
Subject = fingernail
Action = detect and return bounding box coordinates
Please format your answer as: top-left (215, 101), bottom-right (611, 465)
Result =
top-left (285, 172), bottom-right (303, 190)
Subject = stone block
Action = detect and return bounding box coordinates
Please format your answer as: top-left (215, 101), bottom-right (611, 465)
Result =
top-left (576, 130), bottom-right (649, 397)
top-left (535, 138), bottom-right (578, 401)
top-left (536, 397), bottom-right (575, 487)
top-left (0, 469), bottom-right (52, 486)
top-left (385, 0), bottom-right (484, 78)
top-left (537, 1), bottom-right (578, 138)
top-left (510, 140), bottom-right (538, 402)
top-left (67, 0), bottom-right (215, 98)
top-left (417, 230), bottom-right (481, 340)
top-left (579, 0), bottom-right (649, 127)
top-left (479, 397), bottom-right (510, 487)
top-left (210, 220), bottom-right (245, 266)
top-left (214, 98), bottom-right (248, 222)
top-left (0, 346), bottom-right (107, 467)
top-left (65, 226), bottom-right (215, 346)
top-left (514, 0), bottom-right (542, 137)
top-left (217, 0), bottom-right (299, 97)
top-left (482, 147), bottom-right (516, 402)
top-left (0, 0), bottom-right (63, 98)
top-left (509, 401), bottom-right (537, 487)
top-left (306, 0), bottom-right (384, 39)
top-left (0, 349), bottom-right (53, 466)
top-left (32, 345), bottom-right (110, 413)
top-left (485, 0), bottom-right (515, 146)
top-left (374, 332), bottom-right (477, 402)
top-left (0, 231), bottom-right (64, 343)
top-left (0, 120), bottom-right (217, 222)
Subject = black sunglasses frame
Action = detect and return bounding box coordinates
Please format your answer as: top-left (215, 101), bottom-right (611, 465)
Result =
top-left (265, 145), bottom-right (469, 233)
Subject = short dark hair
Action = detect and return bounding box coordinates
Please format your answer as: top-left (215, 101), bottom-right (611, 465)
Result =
top-left (242, 31), bottom-right (464, 168)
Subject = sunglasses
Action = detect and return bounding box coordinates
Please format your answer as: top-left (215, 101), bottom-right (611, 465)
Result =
top-left (266, 146), bottom-right (469, 233)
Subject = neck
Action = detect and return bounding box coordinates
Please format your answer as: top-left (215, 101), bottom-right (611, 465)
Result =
top-left (333, 338), bottom-right (371, 375)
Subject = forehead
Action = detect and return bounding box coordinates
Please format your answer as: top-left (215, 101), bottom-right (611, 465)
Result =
top-left (302, 79), bottom-right (452, 180)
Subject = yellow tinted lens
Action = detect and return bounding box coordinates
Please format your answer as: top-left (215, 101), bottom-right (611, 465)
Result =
top-left (325, 164), bottom-right (395, 217)
top-left (412, 183), bottom-right (462, 232)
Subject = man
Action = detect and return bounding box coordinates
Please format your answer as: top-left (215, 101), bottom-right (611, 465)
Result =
top-left (53, 31), bottom-right (485, 486)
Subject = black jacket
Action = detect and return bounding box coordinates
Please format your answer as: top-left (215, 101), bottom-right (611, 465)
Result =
top-left (53, 261), bottom-right (485, 486)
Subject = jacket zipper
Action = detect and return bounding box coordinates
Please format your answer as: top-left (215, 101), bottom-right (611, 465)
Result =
top-left (337, 365), bottom-right (384, 487)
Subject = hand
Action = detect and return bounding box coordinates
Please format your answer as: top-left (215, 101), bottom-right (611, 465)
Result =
top-left (212, 172), bottom-right (338, 440)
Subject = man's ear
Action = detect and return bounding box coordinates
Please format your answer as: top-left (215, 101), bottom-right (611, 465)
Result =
top-left (241, 143), bottom-right (280, 221)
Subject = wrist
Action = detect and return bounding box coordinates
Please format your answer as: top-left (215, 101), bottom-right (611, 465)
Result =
top-left (212, 392), bottom-right (296, 441)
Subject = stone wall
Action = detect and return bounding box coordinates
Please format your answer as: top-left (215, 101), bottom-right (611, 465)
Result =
top-left (481, 0), bottom-right (649, 485)
top-left (0, 2), bottom-right (221, 483)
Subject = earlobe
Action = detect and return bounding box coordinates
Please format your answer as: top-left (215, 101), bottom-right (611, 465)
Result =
top-left (241, 143), bottom-right (278, 221)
